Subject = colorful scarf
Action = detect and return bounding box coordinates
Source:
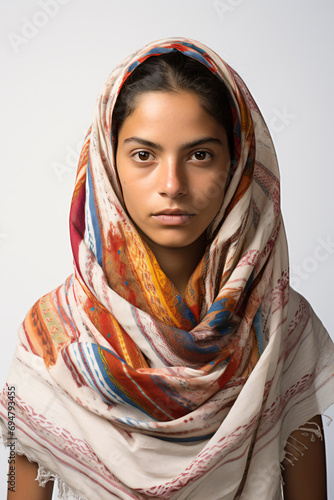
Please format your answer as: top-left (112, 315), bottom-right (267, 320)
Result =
top-left (1, 37), bottom-right (333, 500)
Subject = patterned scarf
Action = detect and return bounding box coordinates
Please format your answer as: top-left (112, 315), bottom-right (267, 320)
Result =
top-left (1, 37), bottom-right (333, 500)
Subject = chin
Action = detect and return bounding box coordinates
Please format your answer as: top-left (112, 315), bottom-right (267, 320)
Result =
top-left (152, 237), bottom-right (205, 250)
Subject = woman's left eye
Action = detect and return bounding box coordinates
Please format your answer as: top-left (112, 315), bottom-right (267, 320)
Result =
top-left (190, 151), bottom-right (213, 161)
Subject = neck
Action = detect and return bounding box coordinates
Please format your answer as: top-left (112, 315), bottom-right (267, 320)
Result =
top-left (142, 233), bottom-right (207, 298)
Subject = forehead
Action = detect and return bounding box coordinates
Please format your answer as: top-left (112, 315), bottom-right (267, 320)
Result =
top-left (118, 90), bottom-right (227, 142)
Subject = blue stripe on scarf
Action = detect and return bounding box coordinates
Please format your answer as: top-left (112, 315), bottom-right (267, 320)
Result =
top-left (87, 160), bottom-right (103, 266)
top-left (253, 306), bottom-right (264, 355)
top-left (128, 45), bottom-right (212, 74)
top-left (75, 343), bottom-right (150, 413)
top-left (208, 298), bottom-right (233, 335)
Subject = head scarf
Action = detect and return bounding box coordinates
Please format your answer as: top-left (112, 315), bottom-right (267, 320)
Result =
top-left (1, 37), bottom-right (333, 500)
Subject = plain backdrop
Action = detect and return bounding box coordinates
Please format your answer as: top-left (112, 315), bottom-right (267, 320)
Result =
top-left (1, 1), bottom-right (333, 498)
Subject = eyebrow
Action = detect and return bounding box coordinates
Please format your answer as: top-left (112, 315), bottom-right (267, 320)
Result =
top-left (123, 136), bottom-right (223, 150)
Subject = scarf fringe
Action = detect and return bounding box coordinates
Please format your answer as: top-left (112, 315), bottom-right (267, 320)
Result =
top-left (0, 420), bottom-right (86, 500)
top-left (280, 413), bottom-right (329, 488)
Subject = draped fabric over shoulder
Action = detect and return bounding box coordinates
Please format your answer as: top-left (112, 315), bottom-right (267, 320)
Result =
top-left (1, 38), bottom-right (333, 500)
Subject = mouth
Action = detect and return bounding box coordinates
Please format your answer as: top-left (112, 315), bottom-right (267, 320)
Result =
top-left (153, 208), bottom-right (195, 215)
top-left (151, 209), bottom-right (196, 225)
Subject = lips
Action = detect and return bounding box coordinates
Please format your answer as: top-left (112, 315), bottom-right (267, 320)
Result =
top-left (153, 208), bottom-right (194, 216)
top-left (151, 208), bottom-right (196, 225)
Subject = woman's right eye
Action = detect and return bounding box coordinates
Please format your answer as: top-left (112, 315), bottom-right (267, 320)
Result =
top-left (132, 151), bottom-right (154, 161)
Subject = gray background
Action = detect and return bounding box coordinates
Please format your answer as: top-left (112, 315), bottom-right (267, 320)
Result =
top-left (1, 0), bottom-right (333, 498)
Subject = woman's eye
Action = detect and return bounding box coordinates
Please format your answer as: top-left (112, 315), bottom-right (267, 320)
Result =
top-left (132, 151), bottom-right (154, 161)
top-left (190, 151), bottom-right (213, 161)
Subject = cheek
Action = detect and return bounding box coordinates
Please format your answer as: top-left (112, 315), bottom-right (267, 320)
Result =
top-left (116, 158), bottom-right (139, 203)
top-left (116, 164), bottom-right (133, 213)
top-left (121, 170), bottom-right (156, 200)
top-left (191, 174), bottom-right (226, 212)
top-left (120, 181), bottom-right (134, 207)
top-left (119, 176), bottom-right (149, 218)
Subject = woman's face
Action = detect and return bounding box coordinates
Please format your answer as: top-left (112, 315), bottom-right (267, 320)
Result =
top-left (115, 90), bottom-right (231, 252)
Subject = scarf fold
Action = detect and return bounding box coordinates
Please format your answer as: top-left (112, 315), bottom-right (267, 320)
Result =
top-left (1, 37), bottom-right (333, 500)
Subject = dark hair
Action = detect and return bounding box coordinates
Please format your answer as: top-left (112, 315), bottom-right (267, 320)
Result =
top-left (112, 51), bottom-right (235, 158)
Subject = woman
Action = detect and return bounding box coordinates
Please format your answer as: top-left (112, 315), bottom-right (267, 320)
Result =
top-left (1, 37), bottom-right (333, 499)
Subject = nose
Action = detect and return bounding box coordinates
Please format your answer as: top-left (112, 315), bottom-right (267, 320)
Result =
top-left (158, 157), bottom-right (188, 199)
